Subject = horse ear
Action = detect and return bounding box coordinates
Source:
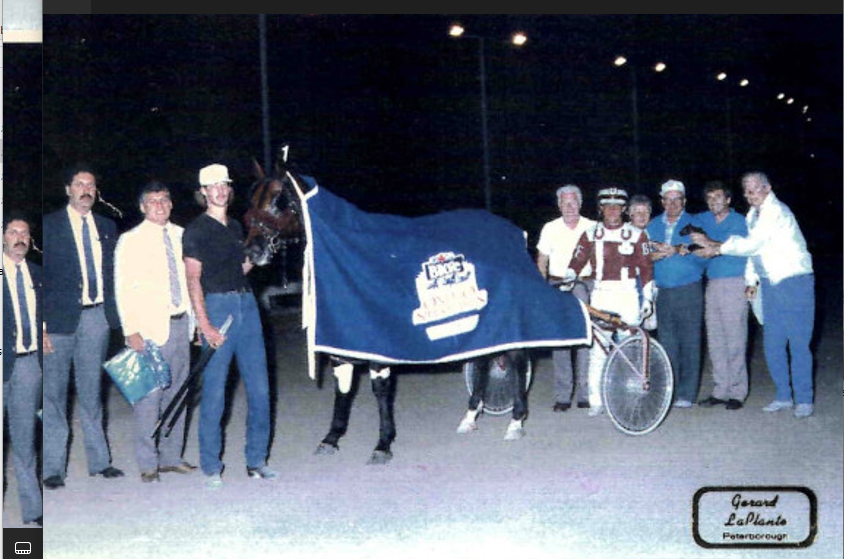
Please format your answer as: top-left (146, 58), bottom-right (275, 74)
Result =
top-left (252, 157), bottom-right (265, 180)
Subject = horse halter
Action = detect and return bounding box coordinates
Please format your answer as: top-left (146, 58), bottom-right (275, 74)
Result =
top-left (243, 173), bottom-right (302, 267)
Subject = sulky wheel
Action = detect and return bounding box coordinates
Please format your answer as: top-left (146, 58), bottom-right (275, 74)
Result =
top-left (601, 334), bottom-right (673, 435)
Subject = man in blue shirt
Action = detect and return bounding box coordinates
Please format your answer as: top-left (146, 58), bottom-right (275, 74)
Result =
top-left (647, 179), bottom-right (707, 408)
top-left (693, 182), bottom-right (749, 410)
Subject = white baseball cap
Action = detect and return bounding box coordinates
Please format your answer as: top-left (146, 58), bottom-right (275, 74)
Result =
top-left (199, 164), bottom-right (233, 186)
top-left (660, 179), bottom-right (685, 196)
top-left (597, 187), bottom-right (629, 205)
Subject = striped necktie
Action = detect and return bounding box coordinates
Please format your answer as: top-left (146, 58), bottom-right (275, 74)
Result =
top-left (163, 227), bottom-right (182, 307)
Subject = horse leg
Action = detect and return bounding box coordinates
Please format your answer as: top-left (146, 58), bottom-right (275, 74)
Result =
top-left (367, 364), bottom-right (395, 465)
top-left (456, 358), bottom-right (489, 433)
top-left (314, 360), bottom-right (356, 455)
top-left (504, 350), bottom-right (528, 441)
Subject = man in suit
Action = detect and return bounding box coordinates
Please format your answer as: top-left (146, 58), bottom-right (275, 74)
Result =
top-left (114, 181), bottom-right (196, 483)
top-left (42, 164), bottom-right (124, 489)
top-left (3, 213), bottom-right (43, 526)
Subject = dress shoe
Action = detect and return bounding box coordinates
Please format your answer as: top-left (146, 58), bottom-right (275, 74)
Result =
top-left (698, 396), bottom-right (727, 407)
top-left (90, 466), bottom-right (125, 479)
top-left (247, 465), bottom-right (278, 480)
top-left (673, 399), bottom-right (693, 408)
top-left (762, 400), bottom-right (794, 412)
top-left (725, 399), bottom-right (743, 410)
top-left (140, 471), bottom-right (160, 483)
top-left (159, 461), bottom-right (198, 474)
top-left (577, 401), bottom-right (590, 409)
top-left (552, 402), bottom-right (571, 412)
top-left (43, 475), bottom-right (65, 490)
top-left (26, 516), bottom-right (43, 527)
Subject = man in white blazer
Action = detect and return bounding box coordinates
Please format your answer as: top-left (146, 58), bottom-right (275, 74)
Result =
top-left (114, 181), bottom-right (196, 482)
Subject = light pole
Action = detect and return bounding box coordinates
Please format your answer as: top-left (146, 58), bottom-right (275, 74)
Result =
top-left (450, 24), bottom-right (527, 212)
top-left (259, 15), bottom-right (271, 173)
top-left (717, 72), bottom-right (750, 181)
top-left (614, 56), bottom-right (665, 191)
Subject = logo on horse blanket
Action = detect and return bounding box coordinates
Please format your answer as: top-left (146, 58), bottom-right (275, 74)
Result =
top-left (298, 183), bottom-right (591, 370)
top-left (413, 252), bottom-right (489, 340)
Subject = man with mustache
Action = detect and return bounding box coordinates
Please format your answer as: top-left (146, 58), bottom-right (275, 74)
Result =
top-left (42, 164), bottom-right (125, 489)
top-left (3, 213), bottom-right (43, 526)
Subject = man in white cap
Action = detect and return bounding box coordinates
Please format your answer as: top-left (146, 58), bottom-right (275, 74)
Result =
top-left (183, 163), bottom-right (277, 488)
top-left (562, 187), bottom-right (654, 416)
top-left (536, 185), bottom-right (596, 412)
top-left (646, 179), bottom-right (707, 409)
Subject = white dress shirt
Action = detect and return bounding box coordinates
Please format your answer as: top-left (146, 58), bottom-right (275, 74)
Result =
top-left (114, 219), bottom-right (191, 346)
top-left (3, 253), bottom-right (38, 354)
top-left (720, 191), bottom-right (813, 286)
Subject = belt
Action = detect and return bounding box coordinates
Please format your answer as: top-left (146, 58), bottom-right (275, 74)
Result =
top-left (16, 350), bottom-right (38, 357)
top-left (216, 287), bottom-right (251, 295)
top-left (170, 311), bottom-right (187, 320)
top-left (83, 302), bottom-right (104, 309)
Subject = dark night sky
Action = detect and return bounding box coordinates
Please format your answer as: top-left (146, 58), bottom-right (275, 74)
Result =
top-left (10, 15), bottom-right (841, 257)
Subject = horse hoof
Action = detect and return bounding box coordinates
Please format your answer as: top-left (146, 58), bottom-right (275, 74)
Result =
top-left (367, 450), bottom-right (393, 465)
top-left (456, 418), bottom-right (478, 434)
top-left (504, 420), bottom-right (525, 441)
top-left (314, 442), bottom-right (338, 456)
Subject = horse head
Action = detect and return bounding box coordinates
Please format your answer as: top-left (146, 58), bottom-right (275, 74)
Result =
top-left (244, 157), bottom-right (305, 267)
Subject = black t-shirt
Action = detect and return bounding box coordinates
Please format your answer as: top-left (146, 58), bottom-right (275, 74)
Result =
top-left (183, 213), bottom-right (249, 294)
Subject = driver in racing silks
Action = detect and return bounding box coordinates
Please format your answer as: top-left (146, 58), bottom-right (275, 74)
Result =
top-left (561, 187), bottom-right (655, 417)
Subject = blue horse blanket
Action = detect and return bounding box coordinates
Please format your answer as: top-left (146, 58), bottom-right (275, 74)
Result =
top-left (295, 178), bottom-right (591, 377)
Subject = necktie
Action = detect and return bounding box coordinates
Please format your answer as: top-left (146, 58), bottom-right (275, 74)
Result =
top-left (163, 227), bottom-right (182, 307)
top-left (82, 215), bottom-right (98, 302)
top-left (16, 264), bottom-right (33, 350)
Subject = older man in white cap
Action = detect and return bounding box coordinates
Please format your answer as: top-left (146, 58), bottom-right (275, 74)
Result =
top-left (563, 187), bottom-right (654, 416)
top-left (646, 179), bottom-right (707, 408)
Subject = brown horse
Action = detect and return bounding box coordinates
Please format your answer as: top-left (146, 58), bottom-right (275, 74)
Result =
top-left (244, 158), bottom-right (304, 267)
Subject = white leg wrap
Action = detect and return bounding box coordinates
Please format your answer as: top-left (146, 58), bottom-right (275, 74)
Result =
top-left (333, 363), bottom-right (354, 394)
top-left (369, 366), bottom-right (391, 380)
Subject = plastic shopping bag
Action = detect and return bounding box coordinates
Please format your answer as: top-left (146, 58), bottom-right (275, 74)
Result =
top-left (103, 341), bottom-right (171, 405)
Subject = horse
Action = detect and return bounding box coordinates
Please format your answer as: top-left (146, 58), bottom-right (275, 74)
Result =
top-left (249, 159), bottom-right (534, 465)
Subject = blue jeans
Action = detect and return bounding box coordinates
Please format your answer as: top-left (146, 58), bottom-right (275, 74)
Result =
top-left (761, 274), bottom-right (815, 404)
top-left (199, 291), bottom-right (271, 475)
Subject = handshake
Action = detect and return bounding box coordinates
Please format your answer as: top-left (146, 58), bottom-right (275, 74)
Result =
top-left (679, 223), bottom-right (705, 251)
